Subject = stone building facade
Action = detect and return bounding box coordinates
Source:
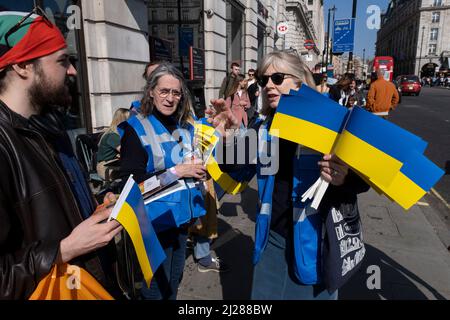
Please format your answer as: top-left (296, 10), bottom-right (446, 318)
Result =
top-left (376, 0), bottom-right (450, 77)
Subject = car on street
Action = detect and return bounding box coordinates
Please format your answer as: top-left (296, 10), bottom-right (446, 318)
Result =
top-left (398, 75), bottom-right (422, 96)
top-left (393, 77), bottom-right (402, 103)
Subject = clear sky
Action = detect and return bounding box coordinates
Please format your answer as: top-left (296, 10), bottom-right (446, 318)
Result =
top-left (324, 0), bottom-right (390, 60)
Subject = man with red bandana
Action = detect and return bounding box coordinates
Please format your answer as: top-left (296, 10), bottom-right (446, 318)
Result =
top-left (0, 11), bottom-right (123, 299)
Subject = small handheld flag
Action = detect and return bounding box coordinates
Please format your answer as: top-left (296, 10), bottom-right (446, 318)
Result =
top-left (109, 175), bottom-right (166, 287)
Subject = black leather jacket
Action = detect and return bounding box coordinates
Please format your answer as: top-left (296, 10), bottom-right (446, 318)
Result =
top-left (0, 101), bottom-right (109, 299)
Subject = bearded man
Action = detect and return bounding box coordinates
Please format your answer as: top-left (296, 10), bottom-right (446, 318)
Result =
top-left (0, 10), bottom-right (122, 299)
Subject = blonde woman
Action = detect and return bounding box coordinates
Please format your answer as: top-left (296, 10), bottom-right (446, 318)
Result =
top-left (207, 50), bottom-right (369, 300)
top-left (96, 108), bottom-right (130, 180)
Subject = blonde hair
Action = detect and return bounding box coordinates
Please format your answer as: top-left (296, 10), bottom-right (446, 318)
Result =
top-left (257, 50), bottom-right (316, 116)
top-left (109, 108), bottom-right (130, 133)
top-left (98, 108), bottom-right (130, 146)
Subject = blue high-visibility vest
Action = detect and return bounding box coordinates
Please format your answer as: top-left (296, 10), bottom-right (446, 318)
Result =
top-left (125, 113), bottom-right (206, 232)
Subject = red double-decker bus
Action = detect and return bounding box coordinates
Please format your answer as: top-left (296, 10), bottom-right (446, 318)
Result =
top-left (372, 56), bottom-right (394, 81)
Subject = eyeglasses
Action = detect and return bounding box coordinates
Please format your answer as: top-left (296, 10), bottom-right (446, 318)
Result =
top-left (155, 88), bottom-right (183, 99)
top-left (248, 73), bottom-right (255, 77)
top-left (257, 72), bottom-right (296, 87)
top-left (4, 6), bottom-right (51, 49)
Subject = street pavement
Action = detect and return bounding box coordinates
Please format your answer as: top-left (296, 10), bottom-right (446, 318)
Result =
top-left (179, 154), bottom-right (450, 300)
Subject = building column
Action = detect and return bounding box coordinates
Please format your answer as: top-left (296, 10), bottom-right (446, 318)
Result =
top-left (81, 0), bottom-right (149, 129)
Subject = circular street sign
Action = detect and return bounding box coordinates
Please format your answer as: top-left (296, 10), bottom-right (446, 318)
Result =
top-left (304, 39), bottom-right (315, 50)
top-left (277, 22), bottom-right (289, 35)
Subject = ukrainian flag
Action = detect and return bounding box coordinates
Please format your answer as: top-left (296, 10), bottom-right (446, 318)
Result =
top-left (370, 151), bottom-right (444, 210)
top-left (194, 119), bottom-right (249, 195)
top-left (109, 176), bottom-right (166, 287)
top-left (269, 84), bottom-right (349, 154)
top-left (334, 107), bottom-right (428, 187)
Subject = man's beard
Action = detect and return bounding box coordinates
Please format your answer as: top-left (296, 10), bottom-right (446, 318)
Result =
top-left (28, 65), bottom-right (73, 114)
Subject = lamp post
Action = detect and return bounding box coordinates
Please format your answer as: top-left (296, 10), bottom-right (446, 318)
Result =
top-left (418, 26), bottom-right (425, 77)
top-left (329, 6), bottom-right (337, 67)
top-left (363, 48), bottom-right (366, 77)
top-left (347, 0), bottom-right (358, 73)
top-left (324, 7), bottom-right (331, 73)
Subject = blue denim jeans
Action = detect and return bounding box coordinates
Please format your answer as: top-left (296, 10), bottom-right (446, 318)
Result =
top-left (251, 230), bottom-right (338, 300)
top-left (141, 227), bottom-right (188, 300)
top-left (194, 235), bottom-right (211, 260)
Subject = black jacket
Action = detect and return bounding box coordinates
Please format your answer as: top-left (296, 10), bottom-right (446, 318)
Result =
top-left (0, 101), bottom-right (111, 299)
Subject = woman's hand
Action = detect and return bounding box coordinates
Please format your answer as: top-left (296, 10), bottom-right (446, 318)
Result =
top-left (318, 154), bottom-right (349, 186)
top-left (174, 163), bottom-right (207, 180)
top-left (206, 99), bottom-right (239, 136)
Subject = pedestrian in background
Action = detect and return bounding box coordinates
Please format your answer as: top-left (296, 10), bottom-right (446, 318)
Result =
top-left (225, 73), bottom-right (251, 128)
top-left (329, 73), bottom-right (354, 106)
top-left (366, 68), bottom-right (399, 119)
top-left (246, 68), bottom-right (260, 125)
top-left (96, 108), bottom-right (130, 180)
top-left (219, 61), bottom-right (241, 99)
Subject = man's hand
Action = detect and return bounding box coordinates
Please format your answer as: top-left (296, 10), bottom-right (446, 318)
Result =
top-left (318, 154), bottom-right (349, 186)
top-left (58, 207), bottom-right (123, 264)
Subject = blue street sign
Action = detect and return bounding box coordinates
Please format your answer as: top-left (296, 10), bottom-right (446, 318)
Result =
top-left (333, 19), bottom-right (355, 53)
top-left (180, 27), bottom-right (194, 57)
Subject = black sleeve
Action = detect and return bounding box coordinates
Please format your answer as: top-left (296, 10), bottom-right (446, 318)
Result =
top-left (0, 146), bottom-right (59, 299)
top-left (326, 169), bottom-right (370, 203)
top-left (119, 122), bottom-right (156, 185)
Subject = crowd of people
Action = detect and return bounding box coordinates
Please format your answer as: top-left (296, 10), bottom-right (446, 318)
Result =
top-left (421, 75), bottom-right (450, 88)
top-left (2, 10), bottom-right (410, 301)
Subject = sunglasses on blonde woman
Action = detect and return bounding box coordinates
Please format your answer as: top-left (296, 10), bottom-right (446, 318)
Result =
top-left (257, 72), bottom-right (296, 87)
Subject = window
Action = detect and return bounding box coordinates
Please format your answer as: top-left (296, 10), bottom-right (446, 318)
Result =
top-left (430, 28), bottom-right (439, 40)
top-left (308, 0), bottom-right (314, 5)
top-left (167, 24), bottom-right (175, 34)
top-left (182, 10), bottom-right (189, 21)
top-left (428, 44), bottom-right (437, 54)
top-left (433, 0), bottom-right (442, 6)
top-left (167, 10), bottom-right (174, 20)
top-left (152, 25), bottom-right (158, 36)
top-left (432, 12), bottom-right (440, 23)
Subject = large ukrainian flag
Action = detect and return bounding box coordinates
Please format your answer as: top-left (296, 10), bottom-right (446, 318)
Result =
top-left (194, 119), bottom-right (249, 195)
top-left (269, 84), bottom-right (349, 154)
top-left (109, 176), bottom-right (166, 287)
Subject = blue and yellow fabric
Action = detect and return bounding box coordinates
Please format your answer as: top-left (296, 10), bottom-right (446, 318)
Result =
top-left (270, 84), bottom-right (444, 210)
top-left (124, 113), bottom-right (206, 232)
top-left (110, 176), bottom-right (166, 288)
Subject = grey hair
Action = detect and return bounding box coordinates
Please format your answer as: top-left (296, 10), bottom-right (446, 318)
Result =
top-left (257, 50), bottom-right (316, 116)
top-left (140, 62), bottom-right (194, 124)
